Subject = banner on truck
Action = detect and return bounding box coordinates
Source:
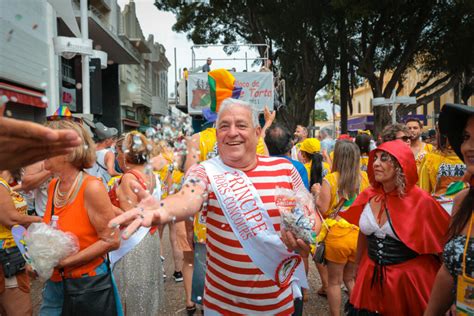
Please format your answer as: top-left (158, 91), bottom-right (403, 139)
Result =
top-left (187, 72), bottom-right (274, 114)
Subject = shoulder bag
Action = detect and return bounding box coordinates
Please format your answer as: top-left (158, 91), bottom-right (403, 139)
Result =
top-left (51, 181), bottom-right (118, 316)
top-left (313, 197), bottom-right (346, 264)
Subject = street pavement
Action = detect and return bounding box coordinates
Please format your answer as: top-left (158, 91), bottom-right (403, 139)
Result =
top-left (31, 228), bottom-right (343, 315)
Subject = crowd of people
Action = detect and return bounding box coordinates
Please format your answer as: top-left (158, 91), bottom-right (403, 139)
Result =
top-left (0, 67), bottom-right (473, 315)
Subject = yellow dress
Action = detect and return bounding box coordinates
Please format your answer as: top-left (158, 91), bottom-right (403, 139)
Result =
top-left (318, 171), bottom-right (370, 264)
top-left (419, 150), bottom-right (466, 195)
top-left (0, 178), bottom-right (28, 249)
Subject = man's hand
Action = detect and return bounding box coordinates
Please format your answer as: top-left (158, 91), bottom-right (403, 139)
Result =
top-left (280, 228), bottom-right (310, 257)
top-left (0, 117), bottom-right (81, 170)
top-left (108, 182), bottom-right (164, 239)
top-left (263, 105), bottom-right (276, 127)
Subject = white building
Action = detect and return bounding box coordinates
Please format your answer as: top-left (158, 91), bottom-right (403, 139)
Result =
top-left (0, 0), bottom-right (59, 121)
top-left (119, 1), bottom-right (170, 131)
top-left (0, 0), bottom-right (145, 132)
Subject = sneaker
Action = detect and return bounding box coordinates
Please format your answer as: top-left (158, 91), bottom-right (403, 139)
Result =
top-left (173, 271), bottom-right (183, 282)
top-left (160, 255), bottom-right (165, 262)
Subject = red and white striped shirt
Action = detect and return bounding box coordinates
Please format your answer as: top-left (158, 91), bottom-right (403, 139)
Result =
top-left (185, 156), bottom-right (305, 315)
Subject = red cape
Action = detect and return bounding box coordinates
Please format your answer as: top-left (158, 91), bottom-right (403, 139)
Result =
top-left (340, 140), bottom-right (450, 254)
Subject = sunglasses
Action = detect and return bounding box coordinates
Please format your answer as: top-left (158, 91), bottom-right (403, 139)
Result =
top-left (396, 136), bottom-right (410, 142)
top-left (374, 152), bottom-right (392, 163)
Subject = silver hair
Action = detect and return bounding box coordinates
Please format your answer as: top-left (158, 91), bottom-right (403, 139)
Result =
top-left (217, 98), bottom-right (259, 127)
top-left (321, 126), bottom-right (334, 138)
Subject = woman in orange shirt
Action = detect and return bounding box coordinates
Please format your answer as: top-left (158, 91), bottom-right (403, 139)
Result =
top-left (40, 120), bottom-right (120, 315)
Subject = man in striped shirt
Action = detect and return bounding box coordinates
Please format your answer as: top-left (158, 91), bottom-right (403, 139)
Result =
top-left (111, 98), bottom-right (320, 315)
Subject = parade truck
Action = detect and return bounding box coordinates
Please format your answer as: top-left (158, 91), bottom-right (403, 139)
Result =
top-left (175, 44), bottom-right (280, 133)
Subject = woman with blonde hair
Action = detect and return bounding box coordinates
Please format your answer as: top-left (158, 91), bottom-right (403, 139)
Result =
top-left (316, 140), bottom-right (369, 316)
top-left (112, 131), bottom-right (164, 315)
top-left (40, 120), bottom-right (120, 315)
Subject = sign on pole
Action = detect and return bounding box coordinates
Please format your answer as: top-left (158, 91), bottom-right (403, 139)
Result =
top-left (187, 72), bottom-right (274, 114)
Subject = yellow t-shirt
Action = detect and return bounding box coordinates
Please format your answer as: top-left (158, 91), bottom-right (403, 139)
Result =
top-left (323, 171), bottom-right (370, 218)
top-left (360, 155), bottom-right (369, 172)
top-left (304, 161), bottom-right (330, 183)
top-left (419, 150), bottom-right (466, 195)
top-left (415, 143), bottom-right (434, 171)
top-left (0, 178), bottom-right (27, 249)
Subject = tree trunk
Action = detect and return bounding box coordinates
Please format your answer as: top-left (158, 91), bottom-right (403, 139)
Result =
top-left (374, 106), bottom-right (391, 138)
top-left (338, 16), bottom-right (349, 134)
top-left (454, 82), bottom-right (461, 103)
top-left (340, 62), bottom-right (349, 134)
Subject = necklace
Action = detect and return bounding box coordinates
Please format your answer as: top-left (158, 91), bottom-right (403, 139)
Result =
top-left (54, 171), bottom-right (83, 208)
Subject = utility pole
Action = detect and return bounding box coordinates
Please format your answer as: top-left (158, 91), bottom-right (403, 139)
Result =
top-left (80, 0), bottom-right (90, 114)
top-left (372, 89), bottom-right (417, 124)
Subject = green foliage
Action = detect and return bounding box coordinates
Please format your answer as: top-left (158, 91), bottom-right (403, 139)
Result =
top-left (313, 109), bottom-right (328, 122)
top-left (154, 0), bottom-right (474, 133)
top-left (155, 0), bottom-right (339, 130)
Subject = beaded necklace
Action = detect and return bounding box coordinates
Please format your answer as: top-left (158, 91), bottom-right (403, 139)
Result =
top-left (53, 171), bottom-right (84, 208)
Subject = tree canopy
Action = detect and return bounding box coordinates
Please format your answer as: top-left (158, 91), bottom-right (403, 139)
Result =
top-left (155, 0), bottom-right (474, 134)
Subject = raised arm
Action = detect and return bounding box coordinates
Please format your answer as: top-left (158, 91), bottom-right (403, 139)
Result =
top-left (22, 161), bottom-right (52, 191)
top-left (104, 151), bottom-right (120, 177)
top-left (184, 133), bottom-right (201, 172)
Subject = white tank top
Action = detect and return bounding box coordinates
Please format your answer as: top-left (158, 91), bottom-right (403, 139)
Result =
top-left (85, 148), bottom-right (112, 188)
top-left (359, 203), bottom-right (399, 240)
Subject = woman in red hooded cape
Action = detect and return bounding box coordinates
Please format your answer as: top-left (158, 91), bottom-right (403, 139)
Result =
top-left (341, 140), bottom-right (450, 315)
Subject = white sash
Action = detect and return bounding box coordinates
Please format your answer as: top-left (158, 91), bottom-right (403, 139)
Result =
top-left (110, 175), bottom-right (162, 267)
top-left (109, 226), bottom-right (150, 268)
top-left (202, 157), bottom-right (308, 296)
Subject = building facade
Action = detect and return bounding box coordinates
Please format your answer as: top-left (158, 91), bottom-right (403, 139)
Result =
top-left (0, 0), bottom-right (58, 121)
top-left (351, 69), bottom-right (474, 129)
top-left (0, 0), bottom-right (169, 134)
top-left (119, 1), bottom-right (170, 132)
